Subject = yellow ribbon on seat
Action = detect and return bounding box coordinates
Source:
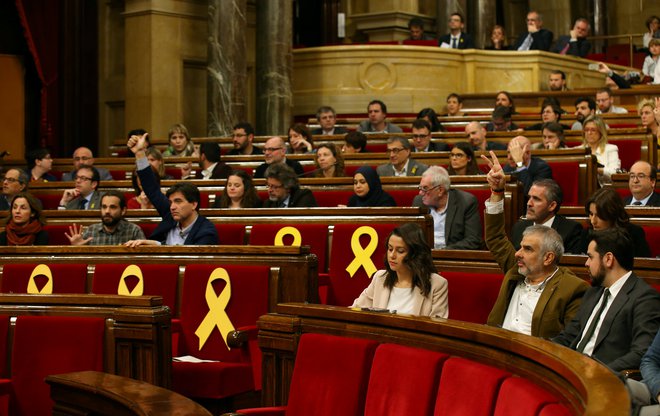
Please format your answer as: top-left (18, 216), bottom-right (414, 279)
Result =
top-left (274, 226), bottom-right (302, 246)
top-left (27, 264), bottom-right (53, 294)
top-left (194, 267), bottom-right (235, 350)
top-left (117, 264), bottom-right (144, 296)
top-left (345, 226), bottom-right (378, 278)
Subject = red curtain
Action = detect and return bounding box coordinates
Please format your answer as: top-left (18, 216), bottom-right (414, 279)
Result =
top-left (14, 0), bottom-right (60, 150)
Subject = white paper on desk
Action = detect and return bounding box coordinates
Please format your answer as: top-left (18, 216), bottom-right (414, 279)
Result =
top-left (439, 42), bottom-right (451, 48)
top-left (173, 355), bottom-right (220, 363)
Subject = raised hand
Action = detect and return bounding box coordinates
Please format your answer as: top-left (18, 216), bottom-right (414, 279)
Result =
top-left (127, 133), bottom-right (149, 155)
top-left (480, 150), bottom-right (507, 191)
top-left (65, 223), bottom-right (93, 245)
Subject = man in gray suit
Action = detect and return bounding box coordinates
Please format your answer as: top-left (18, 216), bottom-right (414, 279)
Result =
top-left (58, 165), bottom-right (104, 210)
top-left (412, 166), bottom-right (482, 249)
top-left (62, 147), bottom-right (113, 181)
top-left (377, 137), bottom-right (428, 177)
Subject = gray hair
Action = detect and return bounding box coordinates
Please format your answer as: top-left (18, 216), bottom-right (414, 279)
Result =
top-left (264, 163), bottom-right (299, 190)
top-left (522, 225), bottom-right (564, 265)
top-left (316, 106), bottom-right (336, 119)
top-left (387, 136), bottom-right (411, 150)
top-left (421, 165), bottom-right (451, 191)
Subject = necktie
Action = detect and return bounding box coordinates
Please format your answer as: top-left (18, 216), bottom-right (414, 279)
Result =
top-left (633, 201), bottom-right (643, 206)
top-left (518, 34), bottom-right (533, 51)
top-left (452, 37), bottom-right (458, 49)
top-left (576, 289), bottom-right (610, 353)
top-left (559, 42), bottom-right (570, 55)
top-left (79, 198), bottom-right (87, 209)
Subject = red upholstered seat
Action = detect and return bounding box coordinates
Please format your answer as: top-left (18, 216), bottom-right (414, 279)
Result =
top-left (641, 225), bottom-right (660, 258)
top-left (138, 222), bottom-right (159, 239)
top-left (0, 316), bottom-right (11, 416)
top-left (216, 223), bottom-right (246, 245)
top-left (546, 161), bottom-right (580, 206)
top-left (249, 224), bottom-right (329, 272)
top-left (364, 344), bottom-right (448, 416)
top-left (313, 190), bottom-right (354, 207)
top-left (327, 223), bottom-right (398, 306)
top-left (493, 377), bottom-right (560, 416)
top-left (36, 194), bottom-right (62, 210)
top-left (0, 263), bottom-right (87, 294)
top-left (42, 224), bottom-right (72, 245)
top-left (173, 264), bottom-right (270, 399)
top-left (434, 357), bottom-right (510, 416)
top-left (538, 403), bottom-right (573, 416)
top-left (613, 139), bottom-right (641, 171)
top-left (92, 263), bottom-right (180, 315)
top-left (389, 189), bottom-right (418, 207)
top-left (10, 316), bottom-right (105, 416)
top-left (442, 271), bottom-right (503, 324)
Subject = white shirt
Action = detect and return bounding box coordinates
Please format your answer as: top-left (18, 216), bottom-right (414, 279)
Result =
top-left (393, 159), bottom-right (411, 177)
top-left (430, 194), bottom-right (449, 248)
top-left (501, 269), bottom-right (559, 335)
top-left (578, 272), bottom-right (632, 356)
top-left (201, 162), bottom-right (217, 180)
top-left (165, 218), bottom-right (196, 245)
top-left (387, 286), bottom-right (415, 314)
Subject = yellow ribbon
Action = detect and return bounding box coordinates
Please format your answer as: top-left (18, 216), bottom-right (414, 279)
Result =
top-left (27, 264), bottom-right (53, 294)
top-left (274, 226), bottom-right (302, 246)
top-left (194, 268), bottom-right (235, 350)
top-left (117, 264), bottom-right (144, 296)
top-left (345, 226), bottom-right (378, 278)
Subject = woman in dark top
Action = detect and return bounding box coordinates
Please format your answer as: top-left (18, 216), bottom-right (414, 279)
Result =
top-left (0, 192), bottom-right (48, 246)
top-left (447, 142), bottom-right (481, 175)
top-left (212, 170), bottom-right (262, 208)
top-left (584, 187), bottom-right (651, 257)
top-left (347, 166), bottom-right (396, 207)
top-left (416, 108), bottom-right (446, 132)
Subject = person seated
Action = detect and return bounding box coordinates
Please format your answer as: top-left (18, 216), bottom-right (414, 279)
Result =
top-left (628, 327), bottom-right (660, 412)
top-left (447, 142), bottom-right (481, 175)
top-left (181, 142), bottom-right (231, 180)
top-left (351, 223), bottom-right (448, 318)
top-left (643, 39), bottom-right (660, 82)
top-left (377, 137), bottom-right (428, 177)
top-left (254, 136), bottom-right (304, 178)
top-left (534, 122), bottom-right (567, 150)
top-left (347, 166), bottom-right (395, 207)
top-left (357, 100), bottom-right (403, 134)
top-left (548, 69), bottom-right (568, 91)
top-left (407, 17), bottom-right (435, 41)
top-left (0, 192), bottom-right (48, 246)
top-left (1, 169), bottom-right (28, 211)
top-left (342, 131), bottom-right (368, 154)
top-left (638, 98), bottom-right (659, 140)
top-left (584, 187), bottom-right (651, 257)
top-left (58, 165), bottom-right (104, 210)
top-left (643, 15), bottom-right (660, 50)
top-left (443, 93), bottom-right (465, 117)
top-left (482, 151), bottom-right (587, 338)
top-left (502, 135), bottom-right (553, 196)
top-left (595, 62), bottom-right (632, 90)
top-left (162, 123), bottom-right (198, 157)
top-left (438, 13), bottom-right (475, 49)
top-left (524, 102), bottom-right (570, 131)
top-left (512, 10), bottom-right (553, 51)
top-left (551, 18), bottom-right (591, 57)
top-left (625, 161), bottom-right (660, 207)
top-left (572, 96), bottom-right (597, 131)
top-left (465, 121), bottom-right (506, 151)
top-left (579, 115), bottom-right (620, 185)
top-left (262, 163), bottom-right (317, 208)
top-left (412, 166), bottom-right (481, 249)
top-left (312, 143), bottom-right (345, 178)
top-left (145, 147), bottom-right (173, 179)
top-left (228, 122), bottom-right (263, 155)
top-left (125, 133), bottom-right (218, 246)
top-left (494, 90), bottom-right (517, 114)
top-left (486, 105), bottom-right (520, 132)
top-left (312, 106), bottom-right (348, 135)
top-left (553, 227), bottom-right (660, 372)
top-left (510, 179), bottom-right (583, 254)
top-left (416, 108), bottom-right (446, 132)
top-left (485, 25), bottom-right (507, 50)
top-left (66, 190), bottom-right (145, 245)
top-left (25, 148), bottom-right (57, 183)
top-left (212, 170), bottom-right (262, 209)
top-left (288, 123), bottom-right (315, 154)
top-left (596, 87), bottom-right (629, 114)
top-left (62, 147), bottom-right (113, 181)
top-left (410, 119), bottom-right (448, 152)
top-left (127, 166), bottom-right (159, 210)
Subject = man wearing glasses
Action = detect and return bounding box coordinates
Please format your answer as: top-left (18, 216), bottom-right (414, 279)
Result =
top-left (254, 136), bottom-right (304, 178)
top-left (62, 147), bottom-right (113, 181)
top-left (411, 120), bottom-right (448, 152)
top-left (412, 166), bottom-right (481, 249)
top-left (261, 163), bottom-right (317, 208)
top-left (625, 161), bottom-right (660, 206)
top-left (228, 122), bottom-right (263, 155)
top-left (377, 137), bottom-right (428, 177)
top-left (0, 169), bottom-right (28, 210)
top-left (58, 165), bottom-right (104, 210)
top-left (512, 11), bottom-right (553, 51)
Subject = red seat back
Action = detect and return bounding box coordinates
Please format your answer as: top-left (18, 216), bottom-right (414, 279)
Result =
top-left (216, 223), bottom-right (246, 245)
top-left (493, 377), bottom-right (560, 416)
top-left (546, 161), bottom-right (580, 206)
top-left (442, 271), bottom-right (503, 324)
top-left (249, 224), bottom-right (329, 272)
top-left (641, 225), bottom-right (660, 258)
top-left (0, 263), bottom-right (87, 294)
top-left (612, 139), bottom-right (641, 171)
top-left (389, 189), bottom-right (418, 207)
top-left (313, 190), bottom-right (354, 207)
top-left (42, 225), bottom-right (72, 245)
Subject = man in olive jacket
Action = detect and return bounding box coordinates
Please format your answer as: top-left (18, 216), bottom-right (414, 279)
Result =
top-left (482, 151), bottom-right (588, 338)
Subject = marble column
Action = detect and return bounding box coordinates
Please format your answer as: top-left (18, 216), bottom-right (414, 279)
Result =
top-left (207, 0), bottom-right (247, 136)
top-left (256, 0), bottom-right (292, 136)
top-left (593, 0), bottom-right (607, 54)
top-left (469, 0), bottom-right (496, 48)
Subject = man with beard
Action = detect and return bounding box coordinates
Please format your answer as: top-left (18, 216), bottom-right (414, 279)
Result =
top-left (482, 150), bottom-right (588, 338)
top-left (227, 122), bottom-right (263, 156)
top-left (261, 163), bottom-right (317, 208)
top-left (65, 190), bottom-right (144, 245)
top-left (553, 228), bottom-right (660, 372)
top-left (571, 97), bottom-right (596, 131)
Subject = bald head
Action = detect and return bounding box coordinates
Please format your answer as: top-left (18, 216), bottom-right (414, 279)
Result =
top-left (73, 147), bottom-right (95, 170)
top-left (465, 121), bottom-right (487, 150)
top-left (264, 136), bottom-right (287, 164)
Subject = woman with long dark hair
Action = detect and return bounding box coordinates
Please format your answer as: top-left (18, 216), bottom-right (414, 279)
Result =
top-left (351, 223), bottom-right (448, 317)
top-left (213, 170), bottom-right (262, 208)
top-left (447, 142), bottom-right (480, 175)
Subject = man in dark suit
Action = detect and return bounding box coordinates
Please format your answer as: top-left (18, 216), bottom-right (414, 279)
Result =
top-left (410, 119), bottom-right (448, 152)
top-left (553, 227), bottom-right (660, 372)
top-left (311, 106), bottom-right (348, 136)
top-left (59, 165), bottom-right (104, 210)
top-left (228, 122), bottom-right (263, 156)
top-left (502, 135), bottom-right (552, 195)
top-left (412, 166), bottom-right (481, 249)
top-left (465, 121), bottom-right (506, 151)
top-left (182, 142), bottom-right (231, 180)
top-left (125, 133), bottom-right (218, 246)
top-left (262, 163), bottom-right (317, 208)
top-left (438, 13), bottom-right (474, 49)
top-left (512, 11), bottom-right (553, 51)
top-left (551, 18), bottom-right (591, 58)
top-left (254, 136), bottom-right (304, 178)
top-left (624, 161), bottom-right (660, 207)
top-left (0, 169), bottom-right (28, 211)
top-left (511, 179), bottom-right (583, 254)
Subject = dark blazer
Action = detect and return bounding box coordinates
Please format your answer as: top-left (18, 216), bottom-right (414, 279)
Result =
top-left (262, 187), bottom-right (318, 208)
top-left (503, 157), bottom-right (553, 195)
top-left (485, 122), bottom-right (520, 132)
top-left (580, 223), bottom-right (651, 258)
top-left (551, 35), bottom-right (591, 58)
top-left (624, 192), bottom-right (660, 207)
top-left (311, 126), bottom-right (348, 135)
top-left (413, 141), bottom-right (449, 152)
top-left (438, 32), bottom-right (475, 49)
top-left (473, 141), bottom-right (507, 152)
top-left (137, 164), bottom-right (218, 245)
top-left (227, 146), bottom-right (263, 156)
top-left (254, 159), bottom-right (304, 179)
top-left (553, 274), bottom-right (660, 372)
top-left (413, 189), bottom-right (482, 249)
top-left (0, 196), bottom-right (9, 211)
top-left (512, 28), bottom-right (553, 51)
top-left (195, 162), bottom-right (232, 180)
top-left (485, 210), bottom-right (588, 338)
top-left (511, 215), bottom-right (584, 254)
top-left (65, 191), bottom-right (104, 210)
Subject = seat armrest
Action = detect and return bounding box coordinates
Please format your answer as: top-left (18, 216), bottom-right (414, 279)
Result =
top-left (621, 369), bottom-right (642, 381)
top-left (227, 325), bottom-right (257, 349)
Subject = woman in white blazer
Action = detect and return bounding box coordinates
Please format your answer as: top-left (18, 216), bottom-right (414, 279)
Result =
top-left (580, 115), bottom-right (620, 185)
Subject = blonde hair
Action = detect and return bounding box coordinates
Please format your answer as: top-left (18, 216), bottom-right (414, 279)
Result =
top-left (582, 115), bottom-right (608, 153)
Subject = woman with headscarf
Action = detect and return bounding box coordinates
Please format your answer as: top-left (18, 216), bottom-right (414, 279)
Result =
top-left (347, 166), bottom-right (396, 207)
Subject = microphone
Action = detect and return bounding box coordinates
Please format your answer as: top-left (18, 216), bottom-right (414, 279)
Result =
top-left (298, 162), bottom-right (338, 177)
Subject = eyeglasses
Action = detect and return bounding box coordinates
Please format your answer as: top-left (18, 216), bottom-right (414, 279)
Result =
top-left (266, 183), bottom-right (284, 190)
top-left (75, 175), bottom-right (93, 182)
top-left (450, 153), bottom-right (466, 158)
top-left (411, 134), bottom-right (429, 139)
top-left (264, 147), bottom-right (283, 153)
top-left (629, 173), bottom-right (650, 181)
top-left (418, 185), bottom-right (441, 194)
top-left (387, 148), bottom-right (406, 154)
top-left (2, 177), bottom-right (19, 183)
